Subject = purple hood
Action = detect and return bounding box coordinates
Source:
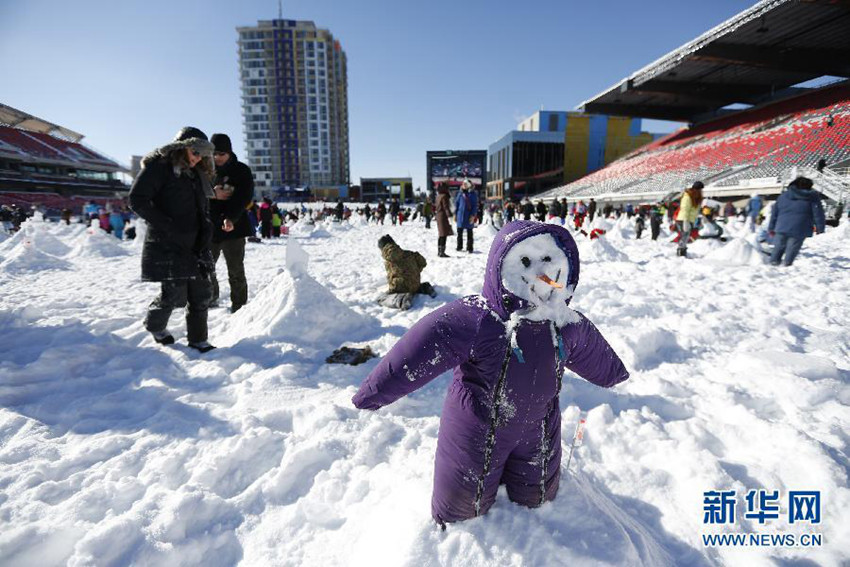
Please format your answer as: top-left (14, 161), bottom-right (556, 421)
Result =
top-left (482, 220), bottom-right (581, 320)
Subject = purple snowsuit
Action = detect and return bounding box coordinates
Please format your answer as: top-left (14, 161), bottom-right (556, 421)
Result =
top-left (352, 220), bottom-right (629, 525)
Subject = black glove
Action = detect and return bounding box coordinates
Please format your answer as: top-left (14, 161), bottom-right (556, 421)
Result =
top-left (197, 249), bottom-right (215, 279)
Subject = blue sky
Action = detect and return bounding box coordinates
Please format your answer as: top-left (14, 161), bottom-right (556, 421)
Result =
top-left (1, 0), bottom-right (755, 190)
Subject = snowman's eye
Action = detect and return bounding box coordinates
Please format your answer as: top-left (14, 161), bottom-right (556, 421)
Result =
top-left (542, 256), bottom-right (551, 262)
top-left (521, 256), bottom-right (531, 268)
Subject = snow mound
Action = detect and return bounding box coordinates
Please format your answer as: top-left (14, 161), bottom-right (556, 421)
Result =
top-left (222, 268), bottom-right (375, 346)
top-left (68, 227), bottom-right (130, 258)
top-left (579, 236), bottom-right (629, 262)
top-left (624, 328), bottom-right (687, 370)
top-left (130, 221), bottom-right (147, 248)
top-left (817, 220), bottom-right (850, 243)
top-left (703, 237), bottom-right (764, 266)
top-left (0, 225), bottom-right (70, 258)
top-left (285, 238), bottom-right (309, 275)
top-left (0, 241), bottom-right (70, 272)
top-left (288, 220), bottom-right (317, 237)
top-left (323, 219), bottom-right (352, 233)
top-left (731, 350), bottom-right (839, 381)
top-left (480, 222), bottom-right (500, 238)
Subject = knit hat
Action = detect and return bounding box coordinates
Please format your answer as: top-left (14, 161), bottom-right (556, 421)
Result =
top-left (378, 234), bottom-right (395, 249)
top-left (211, 133), bottom-right (233, 154)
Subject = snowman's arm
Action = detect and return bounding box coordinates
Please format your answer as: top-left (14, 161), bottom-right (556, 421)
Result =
top-left (563, 314), bottom-right (629, 388)
top-left (352, 301), bottom-right (480, 410)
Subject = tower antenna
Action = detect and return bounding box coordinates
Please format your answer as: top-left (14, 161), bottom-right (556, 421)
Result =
top-left (278, 0), bottom-right (282, 19)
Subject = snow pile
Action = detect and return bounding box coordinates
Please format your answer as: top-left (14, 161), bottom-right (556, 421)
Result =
top-left (0, 224), bottom-right (70, 258)
top-left (67, 226), bottom-right (130, 258)
top-left (221, 267), bottom-right (375, 347)
top-left (0, 240), bottom-right (71, 272)
top-left (323, 219), bottom-right (352, 233)
top-left (288, 219), bottom-right (317, 237)
top-left (285, 237), bottom-right (310, 276)
top-left (130, 220), bottom-right (147, 248)
top-left (578, 235), bottom-right (629, 262)
top-left (818, 219), bottom-right (850, 243)
top-left (703, 237), bottom-right (765, 266)
top-left (622, 328), bottom-right (687, 370)
top-left (347, 214), bottom-right (367, 227)
top-left (0, 217), bottom-right (848, 567)
top-left (479, 222), bottom-right (500, 238)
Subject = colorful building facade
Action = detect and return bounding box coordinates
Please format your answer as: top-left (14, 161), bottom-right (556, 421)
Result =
top-left (487, 110), bottom-right (655, 202)
top-left (237, 19), bottom-right (350, 193)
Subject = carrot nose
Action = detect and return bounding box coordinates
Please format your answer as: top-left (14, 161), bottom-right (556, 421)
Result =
top-left (537, 274), bottom-right (563, 288)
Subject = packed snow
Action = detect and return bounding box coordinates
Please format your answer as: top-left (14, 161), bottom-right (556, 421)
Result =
top-left (0, 213), bottom-right (848, 566)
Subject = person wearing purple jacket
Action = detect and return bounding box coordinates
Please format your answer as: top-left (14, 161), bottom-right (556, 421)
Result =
top-left (352, 220), bottom-right (629, 527)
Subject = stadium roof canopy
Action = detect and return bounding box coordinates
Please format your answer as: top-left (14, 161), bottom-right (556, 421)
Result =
top-left (578, 0), bottom-right (850, 122)
top-left (0, 103), bottom-right (84, 142)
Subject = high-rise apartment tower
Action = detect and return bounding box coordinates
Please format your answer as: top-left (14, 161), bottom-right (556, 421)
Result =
top-left (237, 19), bottom-right (349, 192)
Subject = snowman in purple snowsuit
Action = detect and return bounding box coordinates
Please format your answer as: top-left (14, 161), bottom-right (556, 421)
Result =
top-left (353, 220), bottom-right (628, 525)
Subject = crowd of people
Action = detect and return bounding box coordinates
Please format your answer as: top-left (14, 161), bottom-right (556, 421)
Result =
top-left (5, 125), bottom-right (839, 353)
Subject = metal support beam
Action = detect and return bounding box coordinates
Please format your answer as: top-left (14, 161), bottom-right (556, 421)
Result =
top-left (580, 101), bottom-right (705, 122)
top-left (691, 43), bottom-right (850, 77)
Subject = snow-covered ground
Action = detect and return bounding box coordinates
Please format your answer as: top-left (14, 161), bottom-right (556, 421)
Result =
top-left (0, 214), bottom-right (848, 566)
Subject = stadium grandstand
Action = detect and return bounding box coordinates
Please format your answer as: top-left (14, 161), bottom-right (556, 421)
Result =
top-left (540, 0), bottom-right (850, 207)
top-left (0, 104), bottom-right (129, 215)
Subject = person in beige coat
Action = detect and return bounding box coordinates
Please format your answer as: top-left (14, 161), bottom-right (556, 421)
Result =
top-left (435, 183), bottom-right (453, 257)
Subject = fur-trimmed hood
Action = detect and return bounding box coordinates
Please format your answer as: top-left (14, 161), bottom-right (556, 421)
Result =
top-left (141, 137), bottom-right (215, 196)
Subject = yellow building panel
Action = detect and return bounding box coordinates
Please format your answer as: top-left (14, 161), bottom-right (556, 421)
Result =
top-left (564, 115), bottom-right (589, 183)
top-left (604, 117), bottom-right (632, 164)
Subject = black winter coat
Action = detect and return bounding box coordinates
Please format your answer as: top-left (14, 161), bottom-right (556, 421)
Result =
top-left (129, 158), bottom-right (212, 281)
top-left (210, 154), bottom-right (254, 241)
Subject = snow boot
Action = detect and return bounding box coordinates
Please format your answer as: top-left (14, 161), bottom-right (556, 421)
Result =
top-left (188, 341), bottom-right (216, 353)
top-left (152, 331), bottom-right (175, 345)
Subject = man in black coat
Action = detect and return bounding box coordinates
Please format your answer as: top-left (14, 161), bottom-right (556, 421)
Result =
top-left (129, 127), bottom-right (216, 352)
top-left (209, 133), bottom-right (254, 313)
top-left (389, 197), bottom-right (400, 226)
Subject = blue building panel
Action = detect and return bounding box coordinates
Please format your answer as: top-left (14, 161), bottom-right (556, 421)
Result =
top-left (587, 115), bottom-right (608, 171)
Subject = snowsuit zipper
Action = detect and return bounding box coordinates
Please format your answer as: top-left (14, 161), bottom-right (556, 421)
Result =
top-left (474, 341), bottom-right (514, 516)
top-left (475, 322), bottom-right (567, 513)
top-left (538, 323), bottom-right (565, 506)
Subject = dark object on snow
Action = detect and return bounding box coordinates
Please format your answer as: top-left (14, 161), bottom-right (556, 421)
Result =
top-left (378, 234), bottom-right (395, 250)
top-left (381, 239), bottom-right (427, 294)
top-left (326, 346), bottom-right (378, 366)
top-left (188, 341), bottom-right (216, 353)
top-left (152, 332), bottom-right (175, 345)
top-left (353, 220), bottom-right (629, 526)
top-left (377, 281), bottom-right (438, 311)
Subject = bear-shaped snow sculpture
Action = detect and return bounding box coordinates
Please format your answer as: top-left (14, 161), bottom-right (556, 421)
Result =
top-left (352, 220), bottom-right (629, 526)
